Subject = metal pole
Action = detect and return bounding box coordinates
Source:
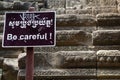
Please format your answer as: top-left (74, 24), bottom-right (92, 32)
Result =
top-left (26, 7), bottom-right (35, 80)
top-left (26, 47), bottom-right (34, 80)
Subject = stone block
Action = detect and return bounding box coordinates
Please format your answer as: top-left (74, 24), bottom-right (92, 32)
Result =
top-left (56, 30), bottom-right (92, 46)
top-left (34, 46), bottom-right (92, 52)
top-left (93, 46), bottom-right (120, 51)
top-left (66, 0), bottom-right (100, 9)
top-left (0, 1), bottom-right (13, 10)
top-left (66, 0), bottom-right (86, 8)
top-left (20, 0), bottom-right (43, 2)
top-left (18, 52), bottom-right (96, 79)
top-left (56, 14), bottom-right (96, 27)
top-left (2, 58), bottom-right (18, 80)
top-left (99, 0), bottom-right (117, 6)
top-left (97, 50), bottom-right (120, 68)
top-left (47, 0), bottom-right (66, 9)
top-left (0, 1), bottom-right (31, 10)
top-left (18, 69), bottom-right (97, 80)
top-left (13, 1), bottom-right (31, 10)
top-left (41, 8), bottom-right (66, 14)
top-left (0, 15), bottom-right (4, 20)
top-left (51, 51), bottom-right (96, 68)
top-left (93, 30), bottom-right (120, 45)
top-left (97, 69), bottom-right (120, 79)
top-left (93, 7), bottom-right (117, 15)
top-left (96, 13), bottom-right (120, 26)
top-left (66, 9), bottom-right (92, 14)
top-left (18, 52), bottom-right (52, 69)
top-left (18, 51), bottom-right (96, 69)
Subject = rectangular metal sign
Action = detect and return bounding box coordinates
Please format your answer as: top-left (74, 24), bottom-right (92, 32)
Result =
top-left (2, 12), bottom-right (56, 47)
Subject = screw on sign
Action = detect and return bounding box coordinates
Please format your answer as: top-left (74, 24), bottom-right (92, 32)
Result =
top-left (2, 7), bottom-right (56, 80)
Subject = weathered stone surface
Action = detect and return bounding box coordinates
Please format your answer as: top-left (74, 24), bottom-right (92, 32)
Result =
top-left (34, 46), bottom-right (92, 52)
top-left (0, 57), bottom-right (3, 68)
top-left (51, 51), bottom-right (96, 68)
top-left (2, 58), bottom-right (18, 80)
top-left (118, 0), bottom-right (120, 13)
top-left (97, 69), bottom-right (120, 79)
top-left (0, 1), bottom-right (31, 10)
top-left (20, 0), bottom-right (43, 2)
top-left (96, 13), bottom-right (120, 26)
top-left (57, 27), bottom-right (96, 33)
top-left (66, 0), bottom-right (99, 9)
top-left (57, 30), bottom-right (92, 46)
top-left (18, 53), bottom-right (26, 69)
top-left (13, 1), bottom-right (31, 10)
top-left (93, 30), bottom-right (120, 45)
top-left (66, 0), bottom-right (85, 8)
top-left (66, 9), bottom-right (92, 14)
top-left (0, 21), bottom-right (4, 33)
top-left (93, 46), bottom-right (120, 51)
top-left (18, 51), bottom-right (96, 69)
top-left (65, 0), bottom-right (117, 15)
top-left (99, 0), bottom-right (117, 6)
top-left (97, 50), bottom-right (120, 68)
top-left (34, 45), bottom-right (120, 53)
top-left (93, 7), bottom-right (117, 15)
top-left (18, 69), bottom-right (97, 80)
top-left (0, 15), bottom-right (4, 20)
top-left (18, 52), bottom-right (52, 69)
top-left (0, 1), bottom-right (13, 10)
top-left (57, 14), bottom-right (96, 27)
top-left (0, 49), bottom-right (23, 58)
top-left (42, 8), bottom-right (66, 14)
top-left (47, 0), bottom-right (65, 9)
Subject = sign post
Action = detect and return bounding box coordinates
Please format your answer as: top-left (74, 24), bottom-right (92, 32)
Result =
top-left (2, 7), bottom-right (56, 80)
top-left (26, 7), bottom-right (35, 80)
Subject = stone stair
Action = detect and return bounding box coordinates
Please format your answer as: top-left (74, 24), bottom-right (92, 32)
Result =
top-left (18, 12), bottom-right (120, 80)
top-left (0, 0), bottom-right (119, 80)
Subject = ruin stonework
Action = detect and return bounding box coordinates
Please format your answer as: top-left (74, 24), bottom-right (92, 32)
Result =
top-left (0, 0), bottom-right (120, 80)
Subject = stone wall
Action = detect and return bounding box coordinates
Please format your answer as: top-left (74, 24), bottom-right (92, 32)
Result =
top-left (0, 0), bottom-right (120, 80)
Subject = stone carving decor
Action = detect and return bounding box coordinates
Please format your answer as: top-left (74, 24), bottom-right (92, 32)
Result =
top-left (51, 51), bottom-right (96, 68)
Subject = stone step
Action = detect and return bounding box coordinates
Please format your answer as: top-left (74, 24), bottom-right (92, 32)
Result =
top-left (18, 50), bottom-right (120, 69)
top-left (34, 45), bottom-right (120, 53)
top-left (93, 7), bottom-right (117, 15)
top-left (18, 69), bottom-right (97, 80)
top-left (93, 30), bottom-right (120, 45)
top-left (18, 69), bottom-right (120, 80)
top-left (56, 14), bottom-right (96, 27)
top-left (97, 50), bottom-right (120, 68)
top-left (98, 69), bottom-right (120, 79)
top-left (97, 13), bottom-right (120, 27)
top-left (56, 30), bottom-right (92, 46)
top-left (96, 13), bottom-right (120, 30)
top-left (18, 50), bottom-right (120, 79)
top-left (18, 51), bottom-right (96, 69)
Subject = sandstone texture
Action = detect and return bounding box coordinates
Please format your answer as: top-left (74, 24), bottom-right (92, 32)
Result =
top-left (0, 0), bottom-right (120, 80)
